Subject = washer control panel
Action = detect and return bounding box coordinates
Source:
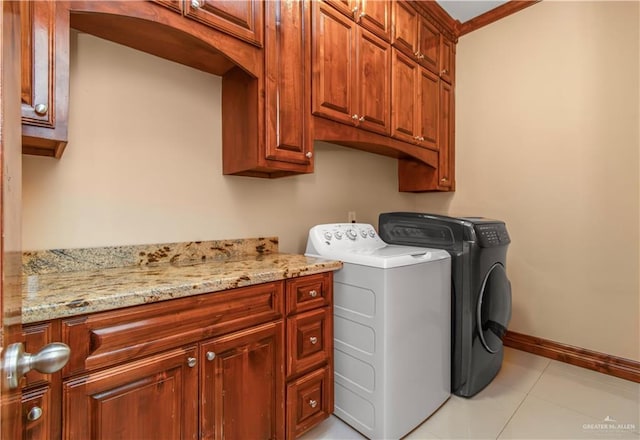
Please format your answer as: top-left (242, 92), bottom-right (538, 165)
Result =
top-left (306, 223), bottom-right (384, 253)
top-left (474, 223), bottom-right (510, 247)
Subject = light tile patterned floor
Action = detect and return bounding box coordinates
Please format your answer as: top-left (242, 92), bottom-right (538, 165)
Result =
top-left (300, 348), bottom-right (640, 439)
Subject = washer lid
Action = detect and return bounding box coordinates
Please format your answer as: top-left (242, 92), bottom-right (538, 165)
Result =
top-left (305, 223), bottom-right (450, 268)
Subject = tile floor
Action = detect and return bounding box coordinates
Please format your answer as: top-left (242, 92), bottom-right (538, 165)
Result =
top-left (300, 348), bottom-right (640, 439)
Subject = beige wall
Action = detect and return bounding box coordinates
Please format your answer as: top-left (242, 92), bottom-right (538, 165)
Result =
top-left (22, 32), bottom-right (417, 254)
top-left (416, 1), bottom-right (639, 361)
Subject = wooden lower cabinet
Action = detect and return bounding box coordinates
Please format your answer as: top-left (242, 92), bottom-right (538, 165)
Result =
top-left (200, 322), bottom-right (284, 440)
top-left (25, 273), bottom-right (334, 439)
top-left (62, 346), bottom-right (199, 439)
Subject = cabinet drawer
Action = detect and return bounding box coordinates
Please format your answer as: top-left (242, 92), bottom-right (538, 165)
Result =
top-left (286, 366), bottom-right (333, 438)
top-left (22, 385), bottom-right (53, 440)
top-left (286, 272), bottom-right (332, 315)
top-left (287, 307), bottom-right (332, 377)
top-left (62, 282), bottom-right (283, 376)
top-left (23, 321), bottom-right (59, 387)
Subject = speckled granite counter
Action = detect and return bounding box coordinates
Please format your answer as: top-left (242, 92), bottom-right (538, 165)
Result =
top-left (22, 238), bottom-right (341, 324)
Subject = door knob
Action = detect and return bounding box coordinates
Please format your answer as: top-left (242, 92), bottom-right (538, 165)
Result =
top-left (2, 342), bottom-right (70, 390)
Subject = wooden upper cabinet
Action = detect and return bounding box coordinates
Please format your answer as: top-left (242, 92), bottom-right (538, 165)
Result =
top-left (417, 17), bottom-right (439, 74)
top-left (312, 1), bottom-right (390, 135)
top-left (20, 0), bottom-right (69, 158)
top-left (185, 0), bottom-right (264, 47)
top-left (392, 0), bottom-right (440, 74)
top-left (391, 49), bottom-right (437, 149)
top-left (200, 322), bottom-right (284, 440)
top-left (265, 0), bottom-right (312, 166)
top-left (439, 36), bottom-right (456, 84)
top-left (356, 28), bottom-right (390, 135)
top-left (324, 0), bottom-right (390, 42)
top-left (438, 80), bottom-right (454, 189)
top-left (312, 2), bottom-right (356, 125)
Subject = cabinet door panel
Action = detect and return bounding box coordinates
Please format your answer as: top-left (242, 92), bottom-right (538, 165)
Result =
top-left (185, 0), bottom-right (264, 46)
top-left (200, 322), bottom-right (284, 440)
top-left (22, 386), bottom-right (53, 440)
top-left (20, 0), bottom-right (54, 127)
top-left (312, 2), bottom-right (356, 125)
top-left (287, 308), bottom-right (332, 378)
top-left (265, 0), bottom-right (311, 165)
top-left (417, 17), bottom-right (439, 73)
top-left (439, 81), bottom-right (454, 189)
top-left (286, 366), bottom-right (333, 438)
top-left (391, 0), bottom-right (418, 57)
top-left (359, 0), bottom-right (391, 42)
top-left (63, 347), bottom-right (198, 440)
top-left (419, 68), bottom-right (439, 148)
top-left (439, 36), bottom-right (455, 84)
top-left (391, 49), bottom-right (419, 143)
top-left (357, 28), bottom-right (390, 135)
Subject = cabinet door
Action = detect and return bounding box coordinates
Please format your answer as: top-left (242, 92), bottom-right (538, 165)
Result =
top-left (391, 0), bottom-right (418, 58)
top-left (391, 49), bottom-right (419, 143)
top-left (419, 68), bottom-right (439, 149)
top-left (286, 366), bottom-right (333, 438)
top-left (358, 0), bottom-right (391, 42)
top-left (20, 0), bottom-right (69, 158)
top-left (286, 308), bottom-right (332, 378)
top-left (417, 16), bottom-right (440, 74)
top-left (185, 0), bottom-right (264, 47)
top-left (22, 386), bottom-right (53, 440)
top-left (265, 0), bottom-right (312, 166)
top-left (438, 81), bottom-right (454, 189)
top-left (356, 27), bottom-right (390, 135)
top-left (323, 0), bottom-right (357, 18)
top-left (439, 36), bottom-right (455, 84)
top-left (312, 1), bottom-right (357, 125)
top-left (62, 347), bottom-right (198, 440)
top-left (200, 322), bottom-right (284, 440)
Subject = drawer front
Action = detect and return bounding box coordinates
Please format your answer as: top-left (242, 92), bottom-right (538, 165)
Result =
top-left (62, 282), bottom-right (283, 376)
top-left (286, 272), bottom-right (332, 315)
top-left (22, 385), bottom-right (54, 440)
top-left (287, 307), bottom-right (332, 377)
top-left (286, 366), bottom-right (333, 438)
top-left (23, 321), bottom-right (59, 387)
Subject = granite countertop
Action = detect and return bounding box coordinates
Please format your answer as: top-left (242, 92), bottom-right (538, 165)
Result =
top-left (22, 238), bottom-right (341, 324)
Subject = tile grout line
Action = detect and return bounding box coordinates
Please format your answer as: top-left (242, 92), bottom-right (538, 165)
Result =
top-left (494, 358), bottom-right (553, 439)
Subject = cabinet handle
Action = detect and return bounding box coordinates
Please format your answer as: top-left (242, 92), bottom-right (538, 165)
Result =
top-left (419, 136), bottom-right (425, 141)
top-left (34, 103), bottom-right (48, 116)
top-left (351, 114), bottom-right (359, 121)
top-left (440, 69), bottom-right (449, 76)
top-left (414, 51), bottom-right (424, 60)
top-left (359, 12), bottom-right (366, 20)
top-left (2, 342), bottom-right (70, 390)
top-left (309, 399), bottom-right (318, 408)
top-left (414, 135), bottom-right (421, 141)
top-left (305, 152), bottom-right (313, 159)
top-left (187, 357), bottom-right (197, 368)
top-left (27, 406), bottom-right (43, 422)
top-left (309, 289), bottom-right (318, 298)
top-left (206, 351), bottom-right (216, 361)
top-left (309, 336), bottom-right (318, 345)
top-left (191, 0), bottom-right (202, 8)
top-left (441, 178), bottom-right (448, 182)
top-left (358, 116), bottom-right (365, 122)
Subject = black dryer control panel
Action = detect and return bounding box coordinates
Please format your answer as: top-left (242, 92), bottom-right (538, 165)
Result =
top-left (474, 223), bottom-right (510, 248)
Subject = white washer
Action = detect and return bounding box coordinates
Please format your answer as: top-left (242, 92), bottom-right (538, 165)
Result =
top-left (306, 223), bottom-right (451, 440)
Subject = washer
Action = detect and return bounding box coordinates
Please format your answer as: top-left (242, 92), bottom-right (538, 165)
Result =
top-left (306, 223), bottom-right (451, 440)
top-left (379, 213), bottom-right (512, 398)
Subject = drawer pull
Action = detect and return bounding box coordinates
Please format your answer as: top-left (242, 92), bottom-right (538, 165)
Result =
top-left (187, 357), bottom-right (197, 368)
top-left (309, 289), bottom-right (318, 298)
top-left (309, 336), bottom-right (318, 345)
top-left (27, 406), bottom-right (43, 422)
top-left (206, 351), bottom-right (216, 361)
top-left (309, 399), bottom-right (318, 408)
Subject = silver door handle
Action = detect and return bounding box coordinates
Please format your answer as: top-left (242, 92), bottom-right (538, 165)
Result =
top-left (3, 342), bottom-right (70, 390)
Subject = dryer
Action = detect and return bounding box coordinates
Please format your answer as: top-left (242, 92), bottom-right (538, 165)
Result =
top-left (306, 223), bottom-right (451, 439)
top-left (379, 213), bottom-right (512, 397)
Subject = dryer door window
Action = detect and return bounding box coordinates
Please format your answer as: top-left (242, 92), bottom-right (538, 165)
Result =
top-left (476, 263), bottom-right (512, 353)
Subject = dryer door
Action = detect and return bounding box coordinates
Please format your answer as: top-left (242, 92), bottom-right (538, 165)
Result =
top-left (476, 263), bottom-right (512, 353)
